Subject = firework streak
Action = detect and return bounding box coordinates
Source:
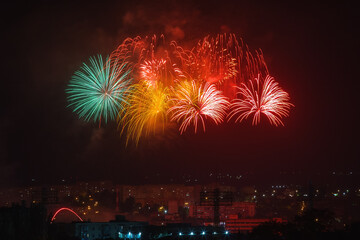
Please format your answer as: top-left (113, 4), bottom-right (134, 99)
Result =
top-left (67, 34), bottom-right (293, 145)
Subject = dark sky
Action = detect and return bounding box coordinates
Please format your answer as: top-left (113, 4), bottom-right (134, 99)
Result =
top-left (1, 1), bottom-right (359, 186)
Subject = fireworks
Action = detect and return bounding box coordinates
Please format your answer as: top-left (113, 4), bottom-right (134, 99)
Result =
top-left (118, 82), bottom-right (169, 145)
top-left (111, 35), bottom-right (185, 87)
top-left (140, 59), bottom-right (167, 85)
top-left (174, 34), bottom-right (269, 97)
top-left (168, 81), bottom-right (229, 133)
top-left (66, 55), bottom-right (132, 124)
top-left (66, 34), bottom-right (293, 145)
top-left (139, 58), bottom-right (184, 87)
top-left (228, 75), bottom-right (293, 126)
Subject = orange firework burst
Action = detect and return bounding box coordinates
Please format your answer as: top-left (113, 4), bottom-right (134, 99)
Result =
top-left (228, 75), bottom-right (293, 126)
top-left (168, 80), bottom-right (229, 133)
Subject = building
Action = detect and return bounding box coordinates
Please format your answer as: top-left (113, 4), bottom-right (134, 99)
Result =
top-left (31, 187), bottom-right (59, 204)
top-left (75, 220), bottom-right (229, 240)
top-left (75, 216), bottom-right (147, 240)
top-left (0, 204), bottom-right (48, 240)
top-left (225, 216), bottom-right (286, 233)
top-left (74, 216), bottom-right (231, 240)
top-left (194, 201), bottom-right (256, 220)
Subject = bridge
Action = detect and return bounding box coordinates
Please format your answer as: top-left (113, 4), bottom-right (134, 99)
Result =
top-left (50, 207), bottom-right (83, 223)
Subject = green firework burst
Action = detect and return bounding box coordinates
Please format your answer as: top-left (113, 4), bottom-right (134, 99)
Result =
top-left (66, 55), bottom-right (133, 123)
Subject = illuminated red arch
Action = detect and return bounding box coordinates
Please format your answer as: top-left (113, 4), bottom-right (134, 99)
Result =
top-left (51, 207), bottom-right (84, 222)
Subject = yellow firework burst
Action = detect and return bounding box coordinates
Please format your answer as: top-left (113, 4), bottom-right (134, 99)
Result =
top-left (118, 81), bottom-right (169, 145)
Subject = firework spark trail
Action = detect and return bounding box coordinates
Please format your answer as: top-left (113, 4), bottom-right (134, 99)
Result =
top-left (110, 35), bottom-right (185, 87)
top-left (139, 58), bottom-right (185, 87)
top-left (173, 34), bottom-right (269, 98)
top-left (109, 36), bottom-right (145, 67)
top-left (228, 75), bottom-right (293, 126)
top-left (66, 55), bottom-right (132, 124)
top-left (193, 34), bottom-right (239, 82)
top-left (140, 59), bottom-right (167, 85)
top-left (118, 81), bottom-right (169, 145)
top-left (168, 80), bottom-right (229, 133)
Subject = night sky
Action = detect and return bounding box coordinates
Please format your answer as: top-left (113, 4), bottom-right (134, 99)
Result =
top-left (2, 1), bottom-right (359, 186)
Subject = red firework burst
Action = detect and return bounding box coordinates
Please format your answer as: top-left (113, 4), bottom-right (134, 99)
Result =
top-left (173, 34), bottom-right (269, 98)
top-left (140, 59), bottom-right (167, 87)
top-left (110, 35), bottom-right (184, 87)
top-left (168, 81), bottom-right (229, 133)
top-left (228, 75), bottom-right (293, 126)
